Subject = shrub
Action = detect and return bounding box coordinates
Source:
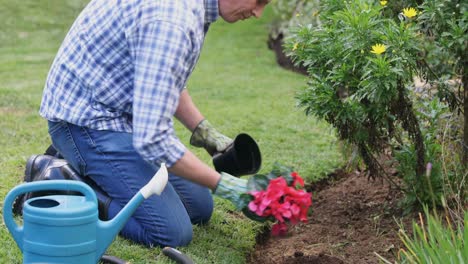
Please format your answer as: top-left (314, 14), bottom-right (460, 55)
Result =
top-left (287, 1), bottom-right (427, 179)
top-left (416, 0), bottom-right (468, 166)
top-left (284, 0), bottom-right (466, 210)
top-left (395, 98), bottom-right (447, 210)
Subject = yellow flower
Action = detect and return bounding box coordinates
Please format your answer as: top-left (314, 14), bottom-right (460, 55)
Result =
top-left (380, 1), bottom-right (387, 6)
top-left (292, 43), bottom-right (299, 51)
top-left (370, 44), bottom-right (386, 55)
top-left (402, 7), bottom-right (418, 18)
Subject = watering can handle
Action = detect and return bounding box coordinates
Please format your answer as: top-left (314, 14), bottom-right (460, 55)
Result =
top-left (140, 163), bottom-right (168, 198)
top-left (2, 180), bottom-right (97, 250)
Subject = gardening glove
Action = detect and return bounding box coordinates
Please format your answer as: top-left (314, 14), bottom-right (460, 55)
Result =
top-left (214, 172), bottom-right (268, 222)
top-left (190, 119), bottom-right (233, 156)
top-left (213, 172), bottom-right (248, 210)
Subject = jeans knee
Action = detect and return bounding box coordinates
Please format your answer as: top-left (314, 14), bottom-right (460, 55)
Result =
top-left (144, 220), bottom-right (193, 247)
top-left (189, 196), bottom-right (214, 225)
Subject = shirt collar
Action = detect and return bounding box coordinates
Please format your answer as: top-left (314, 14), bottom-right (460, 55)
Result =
top-left (204, 0), bottom-right (219, 24)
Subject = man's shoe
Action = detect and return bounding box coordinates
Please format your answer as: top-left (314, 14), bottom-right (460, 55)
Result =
top-left (24, 154), bottom-right (79, 182)
top-left (12, 155), bottom-right (112, 220)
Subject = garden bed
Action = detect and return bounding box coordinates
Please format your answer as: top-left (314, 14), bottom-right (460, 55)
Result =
top-left (248, 169), bottom-right (414, 263)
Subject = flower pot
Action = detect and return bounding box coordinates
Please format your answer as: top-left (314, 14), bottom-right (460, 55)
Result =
top-left (212, 133), bottom-right (261, 176)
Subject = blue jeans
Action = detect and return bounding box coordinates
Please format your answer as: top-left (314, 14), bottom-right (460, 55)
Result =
top-left (47, 121), bottom-right (213, 247)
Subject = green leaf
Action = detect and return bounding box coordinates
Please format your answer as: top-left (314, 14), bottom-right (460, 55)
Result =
top-left (236, 193), bottom-right (254, 210)
top-left (242, 207), bottom-right (271, 223)
top-left (271, 162), bottom-right (294, 177)
top-left (247, 174), bottom-right (270, 192)
top-left (283, 173), bottom-right (294, 186)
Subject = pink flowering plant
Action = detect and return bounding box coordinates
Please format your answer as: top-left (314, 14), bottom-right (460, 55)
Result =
top-left (238, 163), bottom-right (312, 236)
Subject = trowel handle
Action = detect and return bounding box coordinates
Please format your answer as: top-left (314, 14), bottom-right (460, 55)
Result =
top-left (140, 163), bottom-right (168, 199)
top-left (3, 180), bottom-right (97, 250)
top-left (162, 247), bottom-right (194, 264)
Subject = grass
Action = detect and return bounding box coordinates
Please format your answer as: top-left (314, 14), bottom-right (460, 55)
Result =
top-left (0, 1), bottom-right (343, 263)
top-left (377, 208), bottom-right (468, 264)
top-left (398, 210), bottom-right (468, 263)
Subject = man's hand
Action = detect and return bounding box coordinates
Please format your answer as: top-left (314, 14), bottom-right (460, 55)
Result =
top-left (213, 172), bottom-right (247, 209)
top-left (190, 119), bottom-right (233, 156)
top-left (214, 172), bottom-right (267, 222)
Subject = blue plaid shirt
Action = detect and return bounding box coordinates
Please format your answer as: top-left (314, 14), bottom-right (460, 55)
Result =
top-left (40, 0), bottom-right (219, 167)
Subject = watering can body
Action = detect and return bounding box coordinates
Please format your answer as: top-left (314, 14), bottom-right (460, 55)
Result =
top-left (22, 192), bottom-right (98, 263)
top-left (3, 164), bottom-right (168, 264)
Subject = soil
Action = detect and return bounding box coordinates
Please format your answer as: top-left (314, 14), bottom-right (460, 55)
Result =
top-left (247, 169), bottom-right (414, 264)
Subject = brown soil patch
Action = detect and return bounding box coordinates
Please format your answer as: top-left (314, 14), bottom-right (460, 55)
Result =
top-left (248, 169), bottom-right (414, 264)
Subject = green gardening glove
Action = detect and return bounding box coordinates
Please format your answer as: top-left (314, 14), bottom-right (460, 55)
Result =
top-left (213, 172), bottom-right (248, 210)
top-left (190, 119), bottom-right (233, 156)
top-left (214, 172), bottom-right (267, 222)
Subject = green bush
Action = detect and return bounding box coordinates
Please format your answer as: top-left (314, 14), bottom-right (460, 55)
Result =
top-left (284, 0), bottom-right (467, 210)
top-left (395, 98), bottom-right (447, 210)
top-left (417, 0), bottom-right (467, 167)
top-left (397, 0), bottom-right (467, 211)
top-left (287, 0), bottom-right (427, 179)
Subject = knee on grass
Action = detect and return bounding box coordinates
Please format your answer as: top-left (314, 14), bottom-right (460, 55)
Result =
top-left (142, 221), bottom-right (194, 248)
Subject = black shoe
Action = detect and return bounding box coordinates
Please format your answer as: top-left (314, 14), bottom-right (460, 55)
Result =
top-left (12, 154), bottom-right (112, 220)
top-left (24, 154), bottom-right (80, 182)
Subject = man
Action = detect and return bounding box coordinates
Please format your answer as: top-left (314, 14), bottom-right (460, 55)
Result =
top-left (36, 0), bottom-right (270, 247)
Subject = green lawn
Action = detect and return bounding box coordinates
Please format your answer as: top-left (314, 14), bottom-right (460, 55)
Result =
top-left (0, 1), bottom-right (343, 263)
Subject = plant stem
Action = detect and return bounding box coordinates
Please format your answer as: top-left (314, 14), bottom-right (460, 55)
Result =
top-left (462, 65), bottom-right (468, 167)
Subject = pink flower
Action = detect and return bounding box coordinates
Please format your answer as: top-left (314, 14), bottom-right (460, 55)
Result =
top-left (271, 222), bottom-right (288, 236)
top-left (291, 171), bottom-right (305, 188)
top-left (246, 171), bottom-right (312, 236)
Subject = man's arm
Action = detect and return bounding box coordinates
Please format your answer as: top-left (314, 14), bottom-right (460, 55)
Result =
top-left (168, 150), bottom-right (221, 190)
top-left (128, 21), bottom-right (243, 197)
top-left (172, 89), bottom-right (236, 190)
top-left (174, 89), bottom-right (204, 132)
top-left (175, 88), bottom-right (233, 156)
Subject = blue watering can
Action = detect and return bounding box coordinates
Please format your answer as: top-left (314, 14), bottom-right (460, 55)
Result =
top-left (3, 163), bottom-right (168, 264)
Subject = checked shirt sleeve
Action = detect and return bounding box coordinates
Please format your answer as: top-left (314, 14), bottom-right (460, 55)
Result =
top-left (129, 21), bottom-right (191, 167)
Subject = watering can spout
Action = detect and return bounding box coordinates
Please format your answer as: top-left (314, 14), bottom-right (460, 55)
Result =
top-left (96, 163), bottom-right (168, 260)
